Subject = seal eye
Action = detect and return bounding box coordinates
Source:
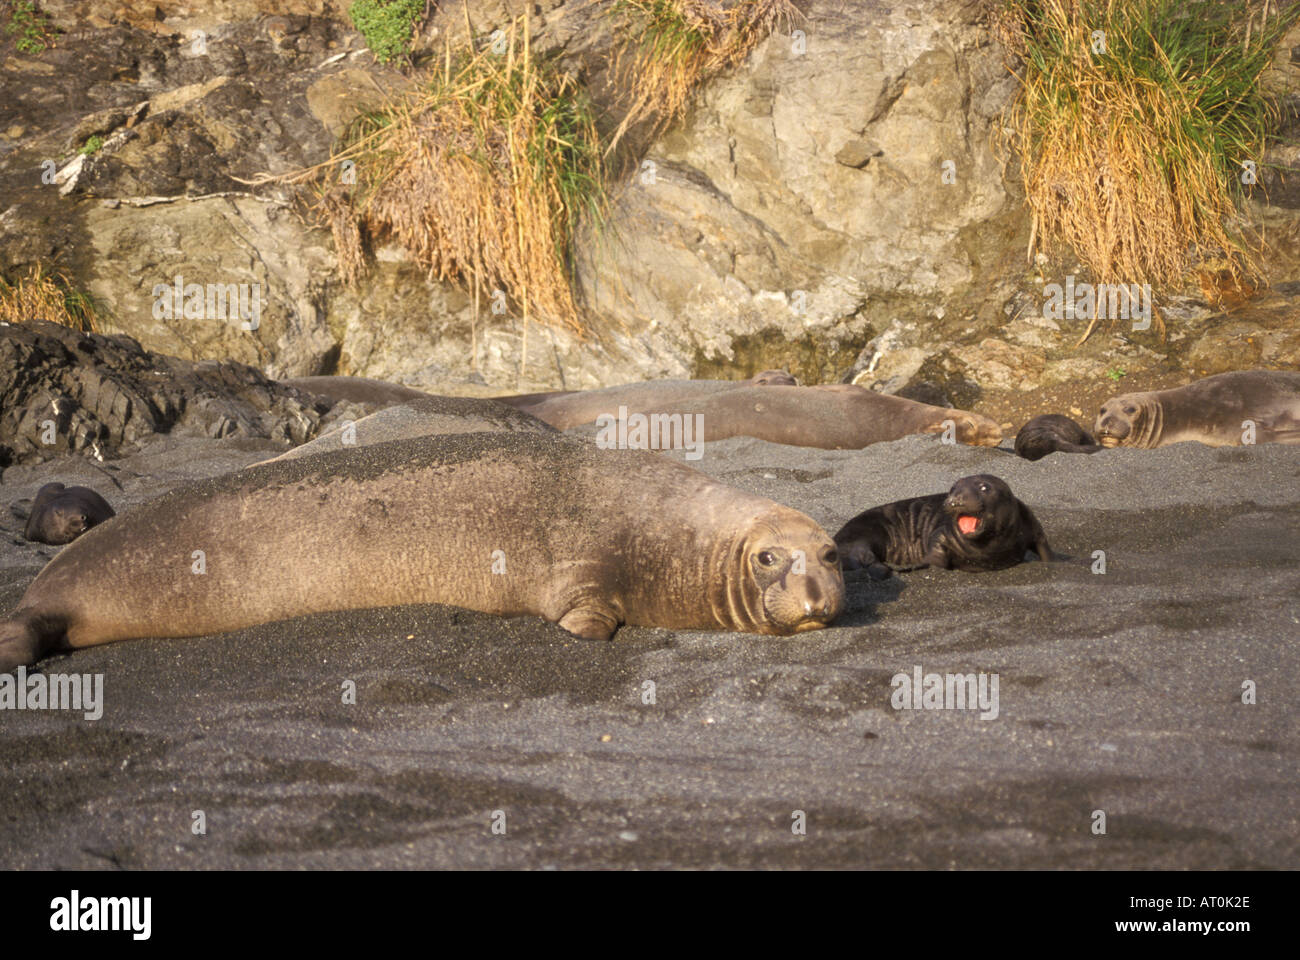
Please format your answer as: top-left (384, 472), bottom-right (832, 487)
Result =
top-left (1123, 405), bottom-right (1136, 414)
top-left (757, 550), bottom-right (778, 567)
top-left (823, 547), bottom-right (838, 565)
top-left (979, 483), bottom-right (989, 493)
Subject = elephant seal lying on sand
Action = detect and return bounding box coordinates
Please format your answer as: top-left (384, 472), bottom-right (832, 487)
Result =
top-left (500, 370), bottom-right (798, 427)
top-left (0, 432), bottom-right (844, 671)
top-left (1094, 370), bottom-right (1300, 448)
top-left (520, 383), bottom-right (1001, 449)
top-left (833, 475), bottom-right (1055, 579)
top-left (262, 396), bottom-right (556, 463)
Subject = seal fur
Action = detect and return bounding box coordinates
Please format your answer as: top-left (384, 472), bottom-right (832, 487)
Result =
top-left (833, 474), bottom-right (1055, 579)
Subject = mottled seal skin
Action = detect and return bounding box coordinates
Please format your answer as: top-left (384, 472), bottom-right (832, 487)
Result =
top-left (506, 370), bottom-right (799, 427)
top-left (669, 384), bottom-right (1002, 449)
top-left (1095, 370), bottom-right (1300, 449)
top-left (520, 382), bottom-right (1000, 448)
top-left (833, 474), bottom-right (1055, 579)
top-left (23, 483), bottom-right (116, 545)
top-left (282, 375), bottom-right (432, 408)
top-left (1014, 415), bottom-right (1103, 461)
top-left (262, 396), bottom-right (556, 463)
top-left (0, 432), bottom-right (843, 670)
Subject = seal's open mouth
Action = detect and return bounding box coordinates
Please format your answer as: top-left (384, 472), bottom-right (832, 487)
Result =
top-left (956, 514), bottom-right (981, 536)
top-left (1098, 435), bottom-right (1121, 448)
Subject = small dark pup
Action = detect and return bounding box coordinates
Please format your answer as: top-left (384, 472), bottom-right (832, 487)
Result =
top-left (833, 474), bottom-right (1055, 580)
top-left (1014, 414), bottom-right (1102, 461)
top-left (23, 483), bottom-right (116, 545)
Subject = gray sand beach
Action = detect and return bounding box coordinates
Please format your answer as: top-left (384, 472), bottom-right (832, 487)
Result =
top-left (1, 433), bottom-right (1296, 869)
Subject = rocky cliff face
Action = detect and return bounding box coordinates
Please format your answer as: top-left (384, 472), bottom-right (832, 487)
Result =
top-left (2, 0), bottom-right (1298, 399)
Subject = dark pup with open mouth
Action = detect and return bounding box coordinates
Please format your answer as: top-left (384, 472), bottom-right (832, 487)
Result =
top-left (832, 474), bottom-right (1056, 580)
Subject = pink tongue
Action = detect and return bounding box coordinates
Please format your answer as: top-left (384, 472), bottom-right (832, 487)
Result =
top-left (957, 515), bottom-right (979, 535)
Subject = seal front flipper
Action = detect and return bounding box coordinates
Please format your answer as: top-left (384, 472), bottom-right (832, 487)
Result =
top-left (1021, 504), bottom-right (1056, 562)
top-left (920, 545), bottom-right (950, 570)
top-left (558, 604), bottom-right (622, 641)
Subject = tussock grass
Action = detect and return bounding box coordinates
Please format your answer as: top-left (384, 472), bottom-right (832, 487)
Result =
top-left (997, 0), bottom-right (1299, 317)
top-left (606, 0), bottom-right (802, 153)
top-left (0, 265), bottom-right (101, 331)
top-left (317, 14), bottom-right (605, 336)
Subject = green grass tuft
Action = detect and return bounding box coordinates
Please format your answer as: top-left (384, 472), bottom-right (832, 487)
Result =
top-left (349, 0), bottom-right (424, 64)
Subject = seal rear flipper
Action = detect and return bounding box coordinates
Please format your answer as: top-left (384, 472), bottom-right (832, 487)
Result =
top-left (0, 611), bottom-right (66, 672)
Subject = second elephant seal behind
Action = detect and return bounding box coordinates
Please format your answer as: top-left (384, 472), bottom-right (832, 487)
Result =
top-left (23, 483), bottom-right (116, 545)
top-left (1, 432), bottom-right (844, 671)
top-left (262, 395), bottom-right (557, 463)
top-left (833, 475), bottom-right (1055, 579)
top-left (1095, 370), bottom-right (1300, 448)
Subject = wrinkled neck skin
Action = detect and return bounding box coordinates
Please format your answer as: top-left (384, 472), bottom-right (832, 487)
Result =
top-left (1127, 395), bottom-right (1164, 448)
top-left (709, 524), bottom-right (766, 633)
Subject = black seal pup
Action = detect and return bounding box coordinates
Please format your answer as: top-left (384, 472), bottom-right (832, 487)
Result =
top-left (23, 483), bottom-right (116, 545)
top-left (833, 474), bottom-right (1055, 579)
top-left (1014, 414), bottom-right (1102, 461)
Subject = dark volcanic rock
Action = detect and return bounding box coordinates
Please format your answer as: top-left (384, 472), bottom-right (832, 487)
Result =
top-left (0, 319), bottom-right (328, 466)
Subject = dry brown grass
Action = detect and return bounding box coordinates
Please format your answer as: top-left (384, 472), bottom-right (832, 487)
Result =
top-left (312, 11), bottom-right (605, 336)
top-left (606, 0), bottom-right (803, 154)
top-left (997, 0), bottom-right (1297, 331)
top-left (0, 265), bottom-right (100, 331)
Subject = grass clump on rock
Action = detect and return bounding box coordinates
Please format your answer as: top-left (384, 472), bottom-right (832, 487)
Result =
top-left (349, 0), bottom-right (425, 63)
top-left (319, 16), bottom-right (605, 335)
top-left (998, 0), bottom-right (1300, 303)
top-left (606, 0), bottom-right (802, 152)
top-left (0, 265), bottom-right (102, 332)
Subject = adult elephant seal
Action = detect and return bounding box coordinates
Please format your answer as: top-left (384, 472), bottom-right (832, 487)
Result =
top-left (23, 483), bottom-right (116, 545)
top-left (262, 396), bottom-right (556, 463)
top-left (1094, 370), bottom-right (1300, 448)
top-left (650, 384), bottom-right (1002, 449)
top-left (834, 475), bottom-right (1055, 579)
top-left (1014, 414), bottom-right (1102, 461)
top-left (504, 370), bottom-right (799, 428)
top-left (0, 432), bottom-right (843, 670)
top-left (282, 375), bottom-right (433, 409)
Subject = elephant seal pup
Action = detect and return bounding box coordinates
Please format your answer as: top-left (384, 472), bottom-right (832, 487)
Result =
top-left (833, 475), bottom-right (1055, 580)
top-left (23, 484), bottom-right (116, 545)
top-left (0, 432), bottom-right (843, 670)
top-left (663, 384), bottom-right (1002, 449)
top-left (262, 396), bottom-right (556, 463)
top-left (282, 375), bottom-right (433, 409)
top-left (1094, 370), bottom-right (1300, 448)
top-left (1014, 415), bottom-right (1102, 461)
top-left (505, 370), bottom-right (799, 427)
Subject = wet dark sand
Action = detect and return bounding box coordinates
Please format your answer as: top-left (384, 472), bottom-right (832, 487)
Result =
top-left (0, 433), bottom-right (1296, 869)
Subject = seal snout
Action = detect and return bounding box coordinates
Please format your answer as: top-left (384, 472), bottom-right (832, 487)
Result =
top-left (749, 534), bottom-right (844, 634)
top-left (1095, 399), bottom-right (1141, 447)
